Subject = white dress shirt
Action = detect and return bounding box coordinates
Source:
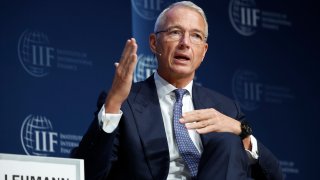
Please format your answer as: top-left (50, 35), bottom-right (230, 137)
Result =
top-left (98, 72), bottom-right (258, 179)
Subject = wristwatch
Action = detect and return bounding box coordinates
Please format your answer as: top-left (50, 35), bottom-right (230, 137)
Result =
top-left (239, 121), bottom-right (252, 139)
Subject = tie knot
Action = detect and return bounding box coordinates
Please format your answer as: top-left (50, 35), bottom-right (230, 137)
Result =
top-left (174, 89), bottom-right (187, 102)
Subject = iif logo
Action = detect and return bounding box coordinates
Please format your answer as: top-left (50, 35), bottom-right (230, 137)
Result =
top-left (20, 114), bottom-right (59, 156)
top-left (229, 0), bottom-right (260, 36)
top-left (134, 54), bottom-right (158, 82)
top-left (18, 29), bottom-right (55, 77)
top-left (131, 0), bottom-right (176, 20)
top-left (240, 7), bottom-right (260, 27)
top-left (232, 70), bottom-right (264, 111)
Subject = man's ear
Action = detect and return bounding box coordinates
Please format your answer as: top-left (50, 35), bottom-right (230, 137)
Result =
top-left (149, 33), bottom-right (157, 54)
top-left (202, 42), bottom-right (208, 61)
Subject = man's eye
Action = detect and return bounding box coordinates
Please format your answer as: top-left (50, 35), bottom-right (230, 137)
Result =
top-left (191, 33), bottom-right (203, 40)
top-left (169, 30), bottom-right (182, 35)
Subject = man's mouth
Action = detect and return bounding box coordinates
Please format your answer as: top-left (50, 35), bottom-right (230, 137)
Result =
top-left (174, 54), bottom-right (190, 61)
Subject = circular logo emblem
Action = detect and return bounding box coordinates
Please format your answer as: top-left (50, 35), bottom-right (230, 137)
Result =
top-left (134, 54), bottom-right (158, 82)
top-left (232, 70), bottom-right (261, 111)
top-left (131, 0), bottom-right (176, 20)
top-left (18, 29), bottom-right (53, 77)
top-left (21, 114), bottom-right (54, 156)
top-left (229, 0), bottom-right (257, 36)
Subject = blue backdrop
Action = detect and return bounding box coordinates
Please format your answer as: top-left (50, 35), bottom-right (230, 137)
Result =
top-left (0, 0), bottom-right (319, 179)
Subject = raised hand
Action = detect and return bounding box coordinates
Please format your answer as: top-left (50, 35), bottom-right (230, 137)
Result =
top-left (104, 38), bottom-right (138, 113)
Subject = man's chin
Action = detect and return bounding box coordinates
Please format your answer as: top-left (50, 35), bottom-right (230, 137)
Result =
top-left (170, 68), bottom-right (194, 78)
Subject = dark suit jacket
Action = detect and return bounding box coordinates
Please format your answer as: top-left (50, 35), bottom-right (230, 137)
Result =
top-left (72, 75), bottom-right (283, 180)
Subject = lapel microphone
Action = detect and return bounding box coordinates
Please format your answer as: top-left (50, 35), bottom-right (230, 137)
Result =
top-left (153, 50), bottom-right (162, 56)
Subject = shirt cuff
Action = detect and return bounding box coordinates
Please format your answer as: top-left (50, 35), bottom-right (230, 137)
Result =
top-left (98, 104), bottom-right (122, 133)
top-left (245, 135), bottom-right (259, 164)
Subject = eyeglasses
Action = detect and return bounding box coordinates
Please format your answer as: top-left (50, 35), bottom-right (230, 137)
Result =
top-left (155, 28), bottom-right (207, 45)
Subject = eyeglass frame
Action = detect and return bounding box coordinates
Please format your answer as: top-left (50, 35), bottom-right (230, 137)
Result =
top-left (154, 27), bottom-right (207, 45)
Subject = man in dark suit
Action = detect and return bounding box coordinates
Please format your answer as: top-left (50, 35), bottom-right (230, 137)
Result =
top-left (72, 1), bottom-right (283, 179)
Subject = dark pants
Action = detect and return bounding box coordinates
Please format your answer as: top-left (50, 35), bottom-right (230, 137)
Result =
top-left (197, 132), bottom-right (250, 180)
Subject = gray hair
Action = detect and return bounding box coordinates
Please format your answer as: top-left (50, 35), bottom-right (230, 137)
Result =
top-left (154, 1), bottom-right (209, 39)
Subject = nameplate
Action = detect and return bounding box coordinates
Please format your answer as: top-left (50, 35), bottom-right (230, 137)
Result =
top-left (0, 153), bottom-right (84, 180)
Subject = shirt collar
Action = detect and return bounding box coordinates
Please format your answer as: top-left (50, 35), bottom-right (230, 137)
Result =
top-left (154, 71), bottom-right (193, 99)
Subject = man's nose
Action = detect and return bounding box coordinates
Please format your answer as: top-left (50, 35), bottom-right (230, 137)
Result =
top-left (178, 33), bottom-right (191, 48)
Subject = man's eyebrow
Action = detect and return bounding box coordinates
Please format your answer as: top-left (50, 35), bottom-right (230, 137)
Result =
top-left (166, 25), bottom-right (183, 30)
top-left (166, 25), bottom-right (204, 33)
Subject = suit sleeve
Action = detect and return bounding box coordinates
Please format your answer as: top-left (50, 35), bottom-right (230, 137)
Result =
top-left (70, 92), bottom-right (120, 180)
top-left (234, 101), bottom-right (283, 180)
top-left (249, 141), bottom-right (283, 180)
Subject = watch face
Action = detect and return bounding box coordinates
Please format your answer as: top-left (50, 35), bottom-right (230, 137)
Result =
top-left (240, 121), bottom-right (252, 139)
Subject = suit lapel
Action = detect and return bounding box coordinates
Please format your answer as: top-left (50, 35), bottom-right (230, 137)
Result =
top-left (130, 76), bottom-right (169, 179)
top-left (192, 84), bottom-right (220, 112)
top-left (192, 85), bottom-right (222, 146)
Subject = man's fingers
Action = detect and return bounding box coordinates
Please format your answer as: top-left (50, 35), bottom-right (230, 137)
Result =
top-left (120, 39), bottom-right (137, 71)
top-left (126, 54), bottom-right (138, 76)
top-left (120, 39), bottom-right (134, 63)
top-left (119, 38), bottom-right (137, 66)
top-left (184, 120), bottom-right (218, 134)
top-left (115, 38), bottom-right (138, 79)
top-left (185, 119), bottom-right (211, 129)
top-left (122, 43), bottom-right (138, 76)
top-left (196, 126), bottom-right (216, 134)
top-left (181, 108), bottom-right (217, 123)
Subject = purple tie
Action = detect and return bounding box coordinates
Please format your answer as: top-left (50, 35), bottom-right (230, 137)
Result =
top-left (173, 89), bottom-right (200, 178)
